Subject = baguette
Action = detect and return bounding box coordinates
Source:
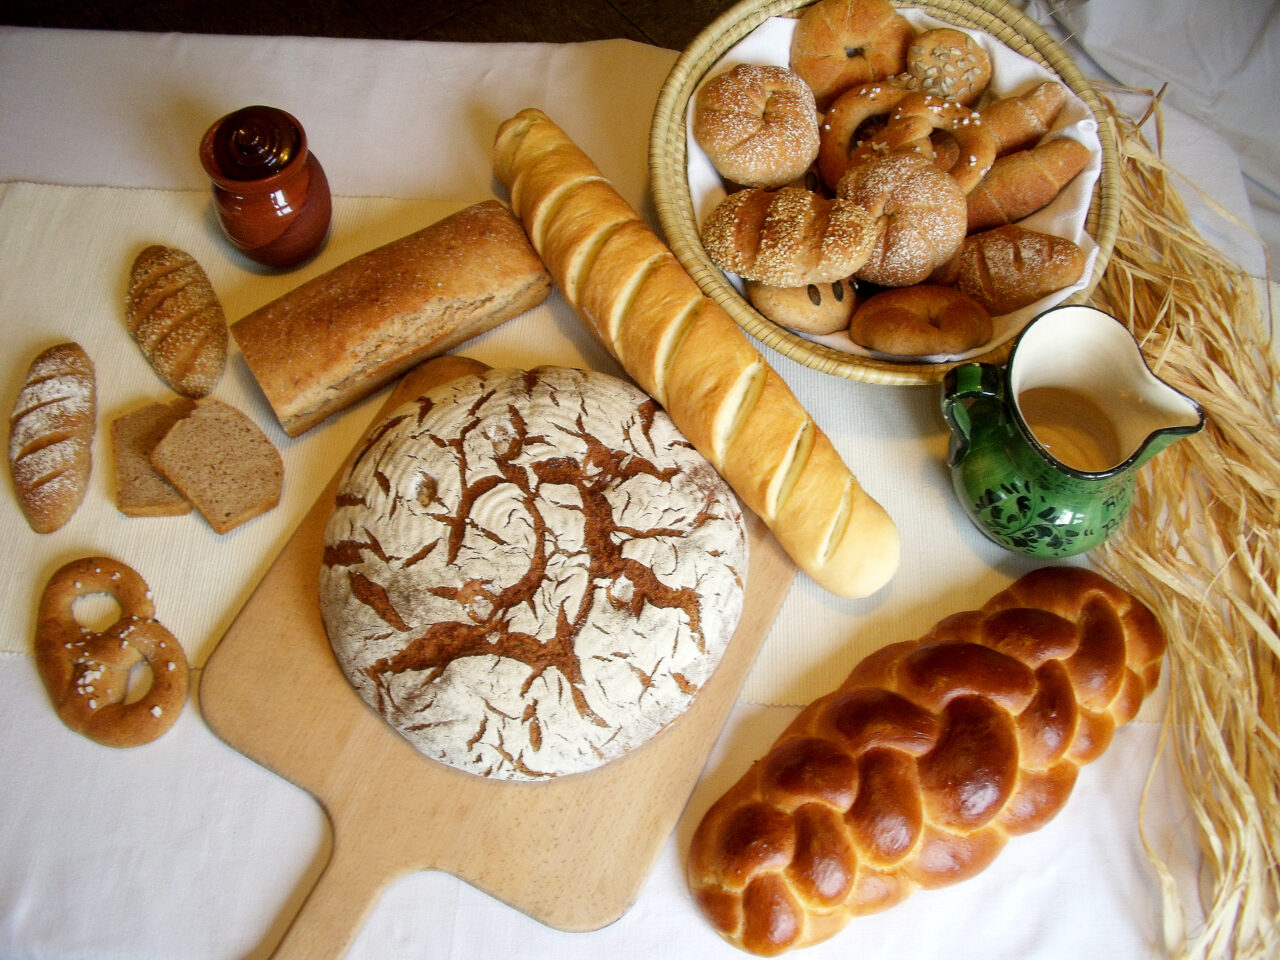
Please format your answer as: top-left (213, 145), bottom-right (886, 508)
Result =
top-left (965, 138), bottom-right (1092, 233)
top-left (493, 108), bottom-right (898, 598)
top-left (687, 567), bottom-right (1166, 955)
top-left (231, 199), bottom-right (552, 436)
top-left (9, 342), bottom-right (96, 533)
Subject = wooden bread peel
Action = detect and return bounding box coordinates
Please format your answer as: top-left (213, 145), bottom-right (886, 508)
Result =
top-left (199, 354), bottom-right (797, 959)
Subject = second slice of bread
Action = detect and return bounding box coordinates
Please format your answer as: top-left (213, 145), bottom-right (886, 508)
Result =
top-left (150, 399), bottom-right (282, 534)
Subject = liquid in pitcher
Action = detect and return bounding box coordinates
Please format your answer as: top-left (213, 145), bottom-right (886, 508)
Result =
top-left (1017, 386), bottom-right (1125, 473)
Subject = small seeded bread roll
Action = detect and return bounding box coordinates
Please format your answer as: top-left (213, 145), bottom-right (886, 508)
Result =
top-left (746, 277), bottom-right (858, 335)
top-left (126, 244), bottom-right (228, 397)
top-left (838, 153), bottom-right (967, 287)
top-left (150, 399), bottom-right (282, 534)
top-left (693, 64), bottom-right (821, 189)
top-left (9, 342), bottom-right (96, 533)
top-left (904, 27), bottom-right (992, 105)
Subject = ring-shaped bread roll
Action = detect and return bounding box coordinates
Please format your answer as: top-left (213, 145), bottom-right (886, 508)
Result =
top-left (693, 63), bottom-right (820, 189)
top-left (846, 93), bottom-right (997, 194)
top-left (838, 153), bottom-right (967, 288)
top-left (818, 79), bottom-right (913, 191)
top-left (849, 285), bottom-right (992, 356)
top-left (35, 555), bottom-right (189, 748)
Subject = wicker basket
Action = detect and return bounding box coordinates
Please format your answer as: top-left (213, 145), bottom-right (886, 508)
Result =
top-left (649, 0), bottom-right (1121, 385)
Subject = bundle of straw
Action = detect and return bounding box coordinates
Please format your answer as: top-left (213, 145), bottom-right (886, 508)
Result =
top-left (1088, 92), bottom-right (1279, 959)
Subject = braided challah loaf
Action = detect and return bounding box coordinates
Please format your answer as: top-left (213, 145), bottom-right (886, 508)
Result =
top-left (687, 566), bottom-right (1165, 955)
top-left (492, 108), bottom-right (899, 599)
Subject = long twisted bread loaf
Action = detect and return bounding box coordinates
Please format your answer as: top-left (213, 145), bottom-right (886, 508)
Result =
top-left (493, 108), bottom-right (898, 599)
top-left (687, 566), bottom-right (1165, 955)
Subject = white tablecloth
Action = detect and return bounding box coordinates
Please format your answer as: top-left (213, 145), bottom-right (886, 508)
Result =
top-left (0, 15), bottom-right (1267, 960)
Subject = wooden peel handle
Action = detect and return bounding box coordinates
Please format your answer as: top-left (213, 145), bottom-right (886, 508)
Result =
top-left (266, 353), bottom-right (488, 960)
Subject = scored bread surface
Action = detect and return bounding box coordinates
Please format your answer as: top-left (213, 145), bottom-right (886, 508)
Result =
top-left (9, 342), bottom-right (96, 533)
top-left (493, 107), bottom-right (899, 598)
top-left (320, 365), bottom-right (748, 780)
top-left (125, 244), bottom-right (228, 397)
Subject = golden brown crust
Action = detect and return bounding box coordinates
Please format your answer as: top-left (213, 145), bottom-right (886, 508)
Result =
top-left (838, 153), bottom-right (967, 287)
top-left (687, 567), bottom-right (1166, 955)
top-left (849, 284), bottom-right (991, 356)
top-left (789, 0), bottom-right (915, 109)
top-left (493, 107), bottom-right (899, 598)
top-left (746, 277), bottom-right (858, 335)
top-left (981, 81), bottom-right (1069, 157)
top-left (35, 556), bottom-right (189, 748)
top-left (843, 93), bottom-right (996, 194)
top-left (125, 244), bottom-right (227, 398)
top-left (231, 200), bottom-right (552, 436)
top-left (701, 186), bottom-right (883, 287)
top-left (8, 341), bottom-right (96, 533)
top-left (694, 64), bottom-right (820, 189)
top-left (817, 79), bottom-right (914, 191)
top-left (966, 138), bottom-right (1092, 233)
top-left (953, 224), bottom-right (1087, 315)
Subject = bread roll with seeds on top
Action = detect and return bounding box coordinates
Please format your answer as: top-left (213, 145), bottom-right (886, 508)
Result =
top-left (701, 187), bottom-right (883, 287)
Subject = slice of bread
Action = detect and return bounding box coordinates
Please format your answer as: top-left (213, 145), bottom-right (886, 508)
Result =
top-left (110, 398), bottom-right (195, 516)
top-left (150, 399), bottom-right (282, 534)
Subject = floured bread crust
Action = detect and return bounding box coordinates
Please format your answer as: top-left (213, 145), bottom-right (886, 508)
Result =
top-left (320, 366), bottom-right (748, 780)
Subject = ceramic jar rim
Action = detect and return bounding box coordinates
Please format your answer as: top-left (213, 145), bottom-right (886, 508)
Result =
top-left (199, 105), bottom-right (309, 191)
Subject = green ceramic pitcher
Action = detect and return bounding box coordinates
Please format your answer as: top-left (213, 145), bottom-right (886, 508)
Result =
top-left (941, 305), bottom-right (1205, 558)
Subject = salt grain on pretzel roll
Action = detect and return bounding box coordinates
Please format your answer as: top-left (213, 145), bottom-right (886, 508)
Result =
top-left (688, 566), bottom-right (1165, 955)
top-left (493, 108), bottom-right (898, 599)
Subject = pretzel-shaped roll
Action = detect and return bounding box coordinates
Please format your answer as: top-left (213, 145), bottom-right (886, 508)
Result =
top-left (687, 566), bottom-right (1165, 955)
top-left (817, 79), bottom-right (914, 190)
top-left (35, 556), bottom-right (189, 748)
top-left (845, 93), bottom-right (996, 194)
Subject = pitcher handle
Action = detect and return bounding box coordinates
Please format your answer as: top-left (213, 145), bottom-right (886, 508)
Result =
top-left (941, 362), bottom-right (1003, 466)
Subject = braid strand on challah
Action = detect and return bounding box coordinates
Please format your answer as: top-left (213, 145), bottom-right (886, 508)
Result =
top-left (687, 566), bottom-right (1165, 955)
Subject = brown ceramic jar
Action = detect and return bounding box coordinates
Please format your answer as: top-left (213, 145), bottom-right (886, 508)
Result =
top-left (199, 105), bottom-right (331, 268)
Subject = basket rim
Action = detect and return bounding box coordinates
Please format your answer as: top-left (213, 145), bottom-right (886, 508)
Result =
top-left (648, 0), bottom-right (1122, 386)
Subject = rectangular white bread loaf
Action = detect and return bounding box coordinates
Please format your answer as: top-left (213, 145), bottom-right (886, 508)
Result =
top-left (492, 108), bottom-right (899, 598)
top-left (231, 199), bottom-right (552, 436)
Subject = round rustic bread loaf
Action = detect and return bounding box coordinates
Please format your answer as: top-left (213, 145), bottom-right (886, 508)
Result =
top-left (320, 365), bottom-right (748, 780)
